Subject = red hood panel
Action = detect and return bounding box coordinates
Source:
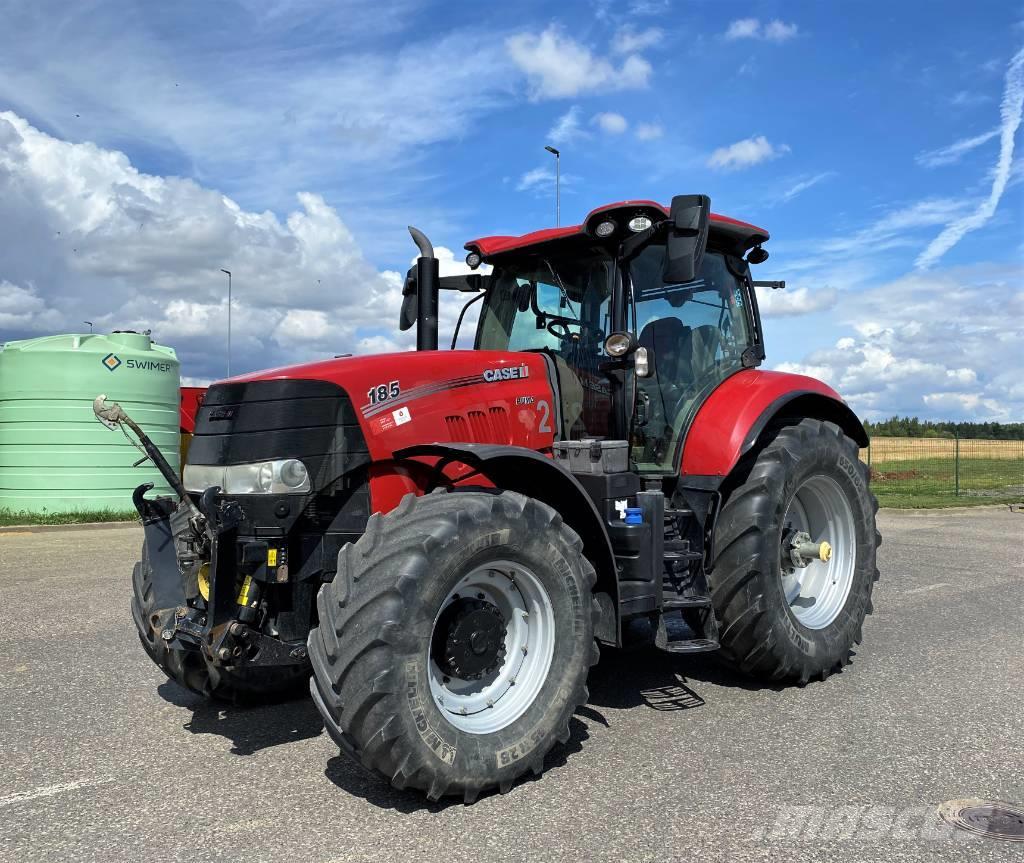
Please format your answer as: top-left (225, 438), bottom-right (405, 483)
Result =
top-left (222, 350), bottom-right (557, 464)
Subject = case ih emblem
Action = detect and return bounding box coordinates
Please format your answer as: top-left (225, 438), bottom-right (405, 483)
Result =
top-left (482, 365), bottom-right (529, 382)
top-left (101, 353), bottom-right (122, 372)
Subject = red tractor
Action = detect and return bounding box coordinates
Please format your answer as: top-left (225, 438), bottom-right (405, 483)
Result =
top-left (97, 195), bottom-right (879, 803)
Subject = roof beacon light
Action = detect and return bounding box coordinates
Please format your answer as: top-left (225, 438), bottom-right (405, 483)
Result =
top-left (627, 215), bottom-right (652, 233)
top-left (465, 251), bottom-right (482, 270)
top-left (594, 219), bottom-right (616, 238)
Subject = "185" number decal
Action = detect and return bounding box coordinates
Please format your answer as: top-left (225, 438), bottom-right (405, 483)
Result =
top-left (367, 380), bottom-right (400, 404)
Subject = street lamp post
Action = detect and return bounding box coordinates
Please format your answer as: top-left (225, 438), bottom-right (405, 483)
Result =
top-left (544, 145), bottom-right (560, 226)
top-left (220, 268), bottom-right (232, 376)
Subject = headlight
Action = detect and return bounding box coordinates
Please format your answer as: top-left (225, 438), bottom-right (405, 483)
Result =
top-left (183, 459), bottom-right (312, 494)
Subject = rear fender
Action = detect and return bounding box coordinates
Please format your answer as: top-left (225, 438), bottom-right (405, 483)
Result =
top-left (681, 370), bottom-right (868, 480)
top-left (391, 443), bottom-right (621, 646)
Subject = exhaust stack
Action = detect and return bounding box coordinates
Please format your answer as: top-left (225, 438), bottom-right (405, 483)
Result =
top-left (408, 226), bottom-right (440, 351)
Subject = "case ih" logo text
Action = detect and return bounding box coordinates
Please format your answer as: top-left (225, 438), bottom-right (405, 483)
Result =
top-left (482, 365), bottom-right (529, 382)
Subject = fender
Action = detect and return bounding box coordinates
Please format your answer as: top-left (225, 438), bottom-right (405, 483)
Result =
top-left (681, 369), bottom-right (868, 479)
top-left (393, 442), bottom-right (621, 645)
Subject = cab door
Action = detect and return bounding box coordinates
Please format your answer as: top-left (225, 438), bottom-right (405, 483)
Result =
top-left (627, 249), bottom-right (757, 473)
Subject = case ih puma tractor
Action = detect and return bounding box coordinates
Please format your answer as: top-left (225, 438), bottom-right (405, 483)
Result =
top-left (97, 195), bottom-right (879, 802)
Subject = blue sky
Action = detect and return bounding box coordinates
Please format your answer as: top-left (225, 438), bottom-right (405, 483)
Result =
top-left (0, 0), bottom-right (1021, 420)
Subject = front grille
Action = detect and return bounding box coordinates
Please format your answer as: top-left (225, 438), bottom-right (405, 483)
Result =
top-left (190, 379), bottom-right (366, 470)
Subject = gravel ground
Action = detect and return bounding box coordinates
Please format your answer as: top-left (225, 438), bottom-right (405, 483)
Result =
top-left (0, 507), bottom-right (1021, 862)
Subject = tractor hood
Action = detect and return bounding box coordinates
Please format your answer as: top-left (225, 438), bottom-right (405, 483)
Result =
top-left (212, 349), bottom-right (557, 463)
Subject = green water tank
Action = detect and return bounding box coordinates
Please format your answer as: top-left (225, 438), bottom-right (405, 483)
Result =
top-left (0, 331), bottom-right (181, 515)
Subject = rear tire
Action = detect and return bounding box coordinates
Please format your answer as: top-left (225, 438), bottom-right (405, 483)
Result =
top-left (131, 543), bottom-right (309, 704)
top-left (708, 418), bottom-right (880, 684)
top-left (307, 489), bottom-right (599, 802)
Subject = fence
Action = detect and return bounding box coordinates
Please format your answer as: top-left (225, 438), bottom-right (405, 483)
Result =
top-left (861, 436), bottom-right (1024, 506)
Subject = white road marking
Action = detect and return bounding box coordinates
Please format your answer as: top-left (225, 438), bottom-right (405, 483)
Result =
top-left (0, 777), bottom-right (114, 808)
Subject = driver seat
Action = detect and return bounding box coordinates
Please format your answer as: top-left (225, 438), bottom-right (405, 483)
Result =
top-left (636, 317), bottom-right (692, 455)
top-left (638, 316), bottom-right (691, 393)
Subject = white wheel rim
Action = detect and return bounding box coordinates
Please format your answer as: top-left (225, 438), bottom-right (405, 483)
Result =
top-left (428, 560), bottom-right (555, 735)
top-left (781, 474), bottom-right (857, 630)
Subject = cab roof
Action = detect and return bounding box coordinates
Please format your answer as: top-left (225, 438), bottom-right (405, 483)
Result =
top-left (465, 199), bottom-right (769, 259)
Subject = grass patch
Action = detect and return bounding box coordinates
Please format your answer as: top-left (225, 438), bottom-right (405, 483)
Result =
top-left (0, 508), bottom-right (138, 527)
top-left (871, 493), bottom-right (1014, 509)
top-left (867, 454), bottom-right (1023, 509)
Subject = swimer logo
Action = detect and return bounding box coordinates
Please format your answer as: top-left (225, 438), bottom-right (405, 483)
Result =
top-left (482, 365), bottom-right (529, 383)
top-left (101, 353), bottom-right (122, 372)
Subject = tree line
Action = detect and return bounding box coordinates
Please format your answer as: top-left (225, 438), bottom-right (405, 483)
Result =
top-left (863, 416), bottom-right (1024, 440)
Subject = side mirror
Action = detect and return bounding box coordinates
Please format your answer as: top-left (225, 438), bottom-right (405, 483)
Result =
top-left (663, 194), bottom-right (710, 284)
top-left (399, 265), bottom-right (417, 331)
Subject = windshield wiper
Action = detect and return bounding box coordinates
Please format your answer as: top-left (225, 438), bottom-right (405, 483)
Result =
top-left (543, 259), bottom-right (580, 321)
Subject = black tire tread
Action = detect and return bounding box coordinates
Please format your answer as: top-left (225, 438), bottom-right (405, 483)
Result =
top-left (308, 489), bottom-right (599, 802)
top-left (709, 418), bottom-right (881, 684)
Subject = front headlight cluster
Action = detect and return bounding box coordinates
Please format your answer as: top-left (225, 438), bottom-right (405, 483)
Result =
top-left (183, 459), bottom-right (311, 495)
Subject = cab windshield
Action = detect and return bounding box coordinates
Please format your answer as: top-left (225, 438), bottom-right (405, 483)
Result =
top-left (474, 240), bottom-right (754, 466)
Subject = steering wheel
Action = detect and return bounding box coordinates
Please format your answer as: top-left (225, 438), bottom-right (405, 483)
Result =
top-left (546, 319), bottom-right (580, 342)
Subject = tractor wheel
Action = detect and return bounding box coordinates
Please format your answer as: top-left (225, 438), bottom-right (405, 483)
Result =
top-left (708, 418), bottom-right (880, 684)
top-left (131, 542), bottom-right (310, 704)
top-left (307, 489), bottom-right (599, 803)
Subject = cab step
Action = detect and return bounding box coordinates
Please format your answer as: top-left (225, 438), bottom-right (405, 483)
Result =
top-left (654, 614), bottom-right (720, 654)
top-left (658, 638), bottom-right (721, 655)
top-left (663, 596), bottom-right (712, 610)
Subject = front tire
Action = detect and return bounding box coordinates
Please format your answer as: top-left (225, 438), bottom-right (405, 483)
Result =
top-left (708, 419), bottom-right (880, 684)
top-left (307, 490), bottom-right (598, 802)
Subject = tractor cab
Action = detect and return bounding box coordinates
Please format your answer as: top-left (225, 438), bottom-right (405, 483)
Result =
top-left (412, 197), bottom-right (773, 475)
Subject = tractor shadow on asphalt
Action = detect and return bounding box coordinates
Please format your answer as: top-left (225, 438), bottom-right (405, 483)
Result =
top-left (586, 640), bottom-right (789, 714)
top-left (157, 680), bottom-right (325, 756)
top-left (322, 716), bottom-right (591, 813)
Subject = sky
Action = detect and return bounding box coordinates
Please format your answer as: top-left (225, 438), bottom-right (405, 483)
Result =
top-left (0, 0), bottom-right (1021, 422)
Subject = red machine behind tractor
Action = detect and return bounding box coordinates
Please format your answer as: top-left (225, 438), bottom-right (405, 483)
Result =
top-left (96, 195), bottom-right (879, 802)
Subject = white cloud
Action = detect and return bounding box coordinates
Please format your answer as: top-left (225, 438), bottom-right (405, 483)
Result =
top-left (916, 47), bottom-right (1024, 268)
top-left (612, 26), bottom-right (663, 54)
top-left (0, 110), bottom-right (410, 380)
top-left (0, 281), bottom-right (63, 330)
top-left (763, 20), bottom-right (799, 43)
top-left (772, 264), bottom-right (1024, 421)
top-left (791, 198), bottom-right (968, 262)
top-left (725, 18), bottom-right (798, 42)
top-left (708, 135), bottom-right (790, 171)
top-left (548, 106), bottom-right (586, 145)
top-left (636, 122), bottom-right (664, 141)
top-left (756, 285), bottom-right (838, 317)
top-left (776, 171), bottom-right (836, 204)
top-left (0, 4), bottom-right (516, 226)
top-left (506, 25), bottom-right (652, 100)
top-left (628, 0), bottom-right (669, 14)
top-left (916, 128), bottom-right (1000, 167)
top-left (593, 112), bottom-right (628, 134)
top-left (949, 90), bottom-right (991, 107)
top-left (725, 19), bottom-right (760, 40)
top-left (517, 167), bottom-right (556, 193)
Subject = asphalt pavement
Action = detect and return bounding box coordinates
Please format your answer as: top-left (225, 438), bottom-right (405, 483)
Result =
top-left (1, 507), bottom-right (1022, 862)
